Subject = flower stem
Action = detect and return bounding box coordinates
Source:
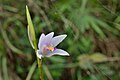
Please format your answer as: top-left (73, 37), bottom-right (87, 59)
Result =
top-left (37, 57), bottom-right (43, 80)
top-left (35, 46), bottom-right (43, 80)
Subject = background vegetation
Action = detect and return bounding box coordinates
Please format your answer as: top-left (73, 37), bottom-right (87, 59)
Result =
top-left (1, 0), bottom-right (120, 80)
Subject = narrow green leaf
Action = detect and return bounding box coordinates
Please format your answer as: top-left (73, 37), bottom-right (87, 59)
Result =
top-left (2, 57), bottom-right (9, 80)
top-left (90, 20), bottom-right (105, 38)
top-left (1, 28), bottom-right (24, 55)
top-left (26, 61), bottom-right (37, 80)
top-left (26, 5), bottom-right (37, 50)
top-left (78, 54), bottom-right (94, 69)
top-left (90, 53), bottom-right (107, 63)
top-left (43, 65), bottom-right (53, 80)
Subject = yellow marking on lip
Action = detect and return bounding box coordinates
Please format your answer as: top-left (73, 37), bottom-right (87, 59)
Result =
top-left (47, 47), bottom-right (54, 51)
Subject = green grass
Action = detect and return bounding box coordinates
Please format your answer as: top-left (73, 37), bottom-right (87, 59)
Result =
top-left (0, 0), bottom-right (120, 80)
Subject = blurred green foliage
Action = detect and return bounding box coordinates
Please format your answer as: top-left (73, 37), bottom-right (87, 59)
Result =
top-left (0, 0), bottom-right (120, 80)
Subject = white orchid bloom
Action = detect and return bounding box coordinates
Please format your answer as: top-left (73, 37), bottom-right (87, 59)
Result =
top-left (36, 32), bottom-right (69, 59)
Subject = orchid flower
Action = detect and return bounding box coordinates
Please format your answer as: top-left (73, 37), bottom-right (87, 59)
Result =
top-left (37, 32), bottom-right (69, 59)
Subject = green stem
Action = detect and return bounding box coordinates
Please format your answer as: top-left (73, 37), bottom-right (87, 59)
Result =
top-left (37, 56), bottom-right (43, 80)
top-left (35, 46), bottom-right (43, 80)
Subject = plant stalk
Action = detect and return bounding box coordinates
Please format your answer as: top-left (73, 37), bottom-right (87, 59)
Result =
top-left (36, 50), bottom-right (43, 80)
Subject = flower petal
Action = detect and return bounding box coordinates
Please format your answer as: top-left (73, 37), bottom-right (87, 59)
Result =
top-left (38, 33), bottom-right (45, 49)
top-left (46, 49), bottom-right (69, 57)
top-left (36, 50), bottom-right (43, 59)
top-left (51, 34), bottom-right (67, 47)
top-left (45, 32), bottom-right (54, 44)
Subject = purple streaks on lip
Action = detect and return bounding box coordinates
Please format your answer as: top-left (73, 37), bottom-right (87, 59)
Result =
top-left (53, 48), bottom-right (56, 51)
